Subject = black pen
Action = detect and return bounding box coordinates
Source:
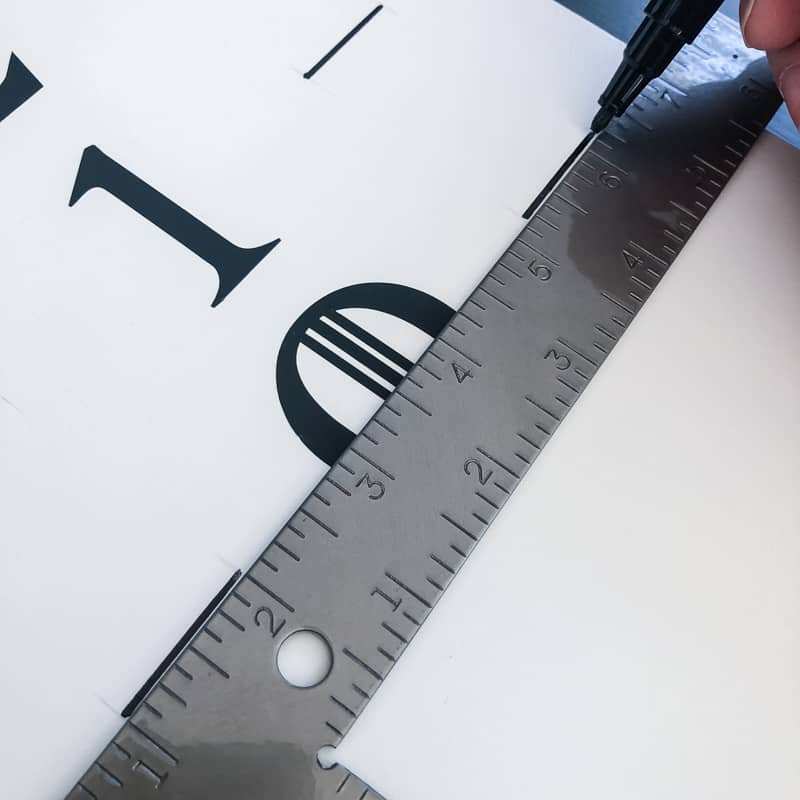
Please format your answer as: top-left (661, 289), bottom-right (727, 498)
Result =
top-left (591, 0), bottom-right (725, 133)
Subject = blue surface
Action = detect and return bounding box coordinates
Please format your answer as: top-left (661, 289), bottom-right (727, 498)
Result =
top-left (557, 0), bottom-right (799, 148)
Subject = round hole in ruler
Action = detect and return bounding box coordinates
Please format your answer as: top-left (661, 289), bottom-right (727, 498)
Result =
top-left (277, 629), bottom-right (333, 688)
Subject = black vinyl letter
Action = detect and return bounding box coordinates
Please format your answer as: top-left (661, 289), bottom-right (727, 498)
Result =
top-left (0, 53), bottom-right (42, 124)
top-left (277, 283), bottom-right (454, 465)
top-left (69, 145), bottom-right (280, 306)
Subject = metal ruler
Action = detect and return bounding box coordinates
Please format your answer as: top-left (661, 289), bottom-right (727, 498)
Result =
top-left (67, 16), bottom-right (780, 800)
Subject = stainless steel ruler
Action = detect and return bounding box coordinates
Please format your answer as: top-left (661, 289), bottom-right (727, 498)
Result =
top-left (67, 16), bottom-right (780, 800)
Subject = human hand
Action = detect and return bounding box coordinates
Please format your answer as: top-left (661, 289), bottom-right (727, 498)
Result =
top-left (741, 0), bottom-right (800, 128)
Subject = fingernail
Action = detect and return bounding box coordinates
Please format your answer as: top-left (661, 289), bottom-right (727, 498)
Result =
top-left (777, 64), bottom-right (800, 129)
top-left (741, 0), bottom-right (757, 45)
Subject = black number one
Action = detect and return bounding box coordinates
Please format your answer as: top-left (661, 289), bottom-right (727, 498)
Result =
top-left (0, 53), bottom-right (42, 124)
top-left (69, 145), bottom-right (280, 307)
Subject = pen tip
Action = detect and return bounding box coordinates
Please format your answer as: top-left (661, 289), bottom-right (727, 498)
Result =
top-left (591, 107), bottom-right (613, 133)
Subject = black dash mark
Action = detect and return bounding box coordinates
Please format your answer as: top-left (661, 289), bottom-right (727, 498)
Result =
top-left (303, 5), bottom-right (384, 80)
top-left (122, 570), bottom-right (240, 718)
top-left (522, 132), bottom-right (594, 219)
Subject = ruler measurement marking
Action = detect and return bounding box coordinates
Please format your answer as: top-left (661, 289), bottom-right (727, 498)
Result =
top-left (402, 610), bottom-right (421, 627)
top-left (552, 192), bottom-right (588, 215)
top-left (342, 648), bottom-right (384, 681)
top-left (330, 696), bottom-right (357, 718)
top-left (728, 118), bottom-right (757, 138)
top-left (517, 431), bottom-right (541, 450)
top-left (187, 645), bottom-right (230, 679)
top-left (416, 363), bottom-right (442, 382)
top-left (350, 448), bottom-right (395, 480)
top-left (557, 376), bottom-right (580, 393)
top-left (493, 480), bottom-right (510, 495)
top-left (498, 262), bottom-right (523, 278)
top-left (466, 297), bottom-right (487, 311)
top-left (525, 396), bottom-right (562, 421)
top-left (475, 447), bottom-right (520, 479)
top-left (325, 721), bottom-right (344, 738)
top-left (312, 490), bottom-right (332, 507)
top-left (243, 574), bottom-right (295, 612)
top-left (476, 285), bottom-right (516, 310)
top-left (372, 417), bottom-right (400, 436)
top-left (337, 773), bottom-right (351, 793)
top-left (458, 309), bottom-right (484, 328)
top-left (259, 555), bottom-right (280, 572)
top-left (425, 576), bottom-right (445, 591)
top-left (536, 214), bottom-right (560, 232)
top-left (556, 336), bottom-right (599, 367)
top-left (594, 324), bottom-right (618, 341)
top-left (77, 784), bottom-right (98, 799)
top-left (630, 274), bottom-right (654, 291)
top-left (693, 153), bottom-right (729, 178)
top-left (93, 761), bottom-right (123, 787)
top-left (448, 322), bottom-right (467, 336)
top-left (450, 542), bottom-right (467, 558)
top-left (437, 337), bottom-right (482, 367)
top-left (440, 512), bottom-right (478, 541)
top-left (514, 451), bottom-right (531, 465)
top-left (127, 722), bottom-right (179, 766)
top-left (217, 610), bottom-right (244, 634)
top-left (585, 149), bottom-right (630, 175)
top-left (601, 291), bottom-right (635, 315)
top-left (203, 627), bottom-right (222, 645)
top-left (395, 390), bottom-right (432, 417)
top-left (475, 490), bottom-right (500, 510)
top-left (325, 477), bottom-right (352, 497)
top-left (274, 541), bottom-right (301, 562)
top-left (487, 271), bottom-right (507, 286)
top-left (300, 509), bottom-right (341, 538)
top-left (472, 511), bottom-right (490, 526)
top-left (384, 571), bottom-right (433, 608)
top-left (381, 621), bottom-right (408, 643)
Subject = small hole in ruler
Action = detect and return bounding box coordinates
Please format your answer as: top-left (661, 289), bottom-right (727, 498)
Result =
top-left (277, 629), bottom-right (333, 688)
top-left (316, 745), bottom-right (338, 770)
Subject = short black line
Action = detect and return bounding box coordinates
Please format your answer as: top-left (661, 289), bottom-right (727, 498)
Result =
top-left (523, 132), bottom-right (593, 219)
top-left (441, 512), bottom-right (477, 541)
top-left (514, 451), bottom-right (531, 465)
top-left (396, 390), bottom-right (432, 417)
top-left (218, 609), bottom-right (245, 633)
top-left (112, 742), bottom-right (131, 759)
top-left (554, 396), bottom-right (570, 407)
top-left (382, 621), bottom-right (408, 644)
top-left (326, 721), bottom-right (345, 738)
top-left (337, 773), bottom-right (352, 793)
top-left (593, 341), bottom-right (609, 354)
top-left (285, 524), bottom-right (306, 540)
top-left (426, 576), bottom-right (445, 592)
top-left (493, 481), bottom-right (510, 495)
top-left (338, 461), bottom-right (357, 475)
top-left (373, 417), bottom-right (399, 435)
top-left (127, 721), bottom-right (179, 766)
top-left (629, 290), bottom-right (645, 303)
top-left (517, 432), bottom-right (541, 450)
top-left (498, 261), bottom-right (523, 278)
top-left (377, 645), bottom-right (397, 662)
top-left (601, 291), bottom-right (634, 315)
top-left (94, 761), bottom-right (123, 787)
top-left (174, 664), bottom-right (194, 681)
top-left (585, 148), bottom-right (629, 176)
top-left (244, 574), bottom-right (295, 612)
top-left (663, 228), bottom-right (685, 244)
top-left (472, 511), bottom-right (490, 526)
top-left (361, 431), bottom-right (380, 445)
top-left (385, 571), bottom-right (433, 608)
top-left (351, 447), bottom-right (395, 480)
top-left (449, 322), bottom-right (466, 336)
top-left (595, 324), bottom-right (618, 341)
top-left (403, 610), bottom-right (421, 626)
top-left (475, 490), bottom-right (500, 510)
top-left (525, 396), bottom-right (561, 421)
top-left (188, 645), bottom-right (230, 679)
top-left (405, 372), bottom-right (424, 389)
top-left (556, 336), bottom-right (599, 367)
top-left (121, 570), bottom-right (240, 718)
top-left (487, 272), bottom-right (506, 286)
top-left (535, 214), bottom-right (560, 232)
top-left (302, 509), bottom-right (340, 538)
top-left (303, 5), bottom-right (384, 80)
top-left (476, 447), bottom-right (520, 479)
top-left (158, 682), bottom-right (188, 707)
top-left (630, 274), bottom-right (653, 291)
top-left (437, 337), bottom-right (482, 367)
top-left (325, 476), bottom-right (352, 496)
top-left (467, 297), bottom-right (487, 311)
top-left (141, 703), bottom-right (162, 720)
top-left (312, 490), bottom-right (332, 507)
top-left (330, 695), bottom-right (357, 718)
top-left (450, 543), bottom-right (468, 558)
top-left (552, 192), bottom-right (588, 215)
top-left (352, 683), bottom-right (370, 699)
top-left (557, 376), bottom-right (580, 393)
top-left (477, 285), bottom-right (515, 311)
top-left (429, 553), bottom-right (456, 574)
top-left (275, 540), bottom-right (301, 562)
top-left (77, 783), bottom-right (99, 799)
top-left (384, 403), bottom-right (402, 417)
top-left (203, 627), bottom-right (222, 644)
top-left (458, 310), bottom-right (484, 328)
top-left (573, 368), bottom-right (590, 381)
top-left (342, 648), bottom-right (383, 680)
top-left (417, 362), bottom-right (442, 382)
top-left (428, 348), bottom-right (446, 362)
